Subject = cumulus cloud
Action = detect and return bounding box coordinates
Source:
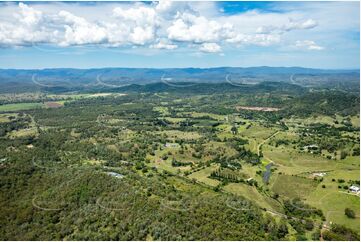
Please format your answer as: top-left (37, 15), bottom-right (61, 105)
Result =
top-left (0, 3), bottom-right (56, 46)
top-left (0, 2), bottom-right (327, 54)
top-left (112, 5), bottom-right (159, 45)
top-left (113, 6), bottom-right (157, 26)
top-left (16, 2), bottom-right (43, 26)
top-left (295, 40), bottom-right (324, 50)
top-left (167, 12), bottom-right (234, 43)
top-left (59, 11), bottom-right (108, 46)
top-left (199, 42), bottom-right (221, 53)
top-left (155, 0), bottom-right (173, 13)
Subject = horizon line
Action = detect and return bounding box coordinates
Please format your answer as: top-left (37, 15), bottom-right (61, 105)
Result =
top-left (0, 66), bottom-right (359, 71)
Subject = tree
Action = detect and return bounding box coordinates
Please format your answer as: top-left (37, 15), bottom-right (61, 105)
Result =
top-left (323, 224), bottom-right (359, 241)
top-left (231, 126), bottom-right (238, 135)
top-left (340, 150), bottom-right (347, 160)
top-left (311, 231), bottom-right (320, 241)
top-left (277, 221), bottom-right (288, 238)
top-left (305, 219), bottom-right (314, 231)
top-left (345, 208), bottom-right (355, 219)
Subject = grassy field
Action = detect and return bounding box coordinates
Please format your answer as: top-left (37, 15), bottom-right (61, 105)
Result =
top-left (153, 106), bottom-right (170, 116)
top-left (0, 93), bottom-right (126, 113)
top-left (240, 124), bottom-right (277, 140)
top-left (188, 164), bottom-right (220, 187)
top-left (263, 145), bottom-right (339, 174)
top-left (183, 112), bottom-right (225, 121)
top-left (147, 147), bottom-right (193, 175)
top-left (163, 117), bottom-right (187, 123)
top-left (224, 183), bottom-right (283, 212)
top-left (350, 115), bottom-right (360, 127)
top-left (0, 113), bottom-right (17, 123)
top-left (284, 115), bottom-right (360, 129)
top-left (8, 127), bottom-right (38, 138)
top-left (306, 182), bottom-right (360, 232)
top-left (271, 174), bottom-right (318, 199)
top-left (155, 130), bottom-right (202, 140)
top-left (0, 103), bottom-right (44, 112)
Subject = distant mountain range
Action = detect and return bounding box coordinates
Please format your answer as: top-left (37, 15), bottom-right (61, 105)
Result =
top-left (0, 67), bottom-right (358, 93)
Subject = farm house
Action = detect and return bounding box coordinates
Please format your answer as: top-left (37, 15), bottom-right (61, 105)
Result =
top-left (349, 185), bottom-right (360, 193)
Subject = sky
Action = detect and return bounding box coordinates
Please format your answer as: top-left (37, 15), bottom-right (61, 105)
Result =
top-left (0, 0), bottom-right (359, 69)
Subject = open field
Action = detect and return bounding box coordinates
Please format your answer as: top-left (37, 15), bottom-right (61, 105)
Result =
top-left (272, 174), bottom-right (318, 199)
top-left (240, 124), bottom-right (278, 140)
top-left (0, 102), bottom-right (44, 112)
top-left (224, 183), bottom-right (283, 212)
top-left (188, 164), bottom-right (221, 187)
top-left (0, 93), bottom-right (126, 112)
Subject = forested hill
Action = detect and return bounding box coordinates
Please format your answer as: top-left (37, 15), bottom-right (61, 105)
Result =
top-left (0, 67), bottom-right (358, 93)
top-left (102, 81), bottom-right (308, 95)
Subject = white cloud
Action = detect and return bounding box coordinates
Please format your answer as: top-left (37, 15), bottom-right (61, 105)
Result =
top-left (129, 26), bottom-right (155, 45)
top-left (58, 11), bottom-right (108, 46)
top-left (256, 18), bottom-right (318, 34)
top-left (150, 39), bottom-right (177, 50)
top-left (284, 19), bottom-right (318, 31)
top-left (0, 1), bottom-right (349, 55)
top-left (167, 12), bottom-right (234, 43)
top-left (295, 40), bottom-right (324, 50)
top-left (155, 0), bottom-right (173, 13)
top-left (227, 33), bottom-right (281, 46)
top-left (113, 5), bottom-right (157, 26)
top-left (0, 3), bottom-right (56, 46)
top-left (16, 2), bottom-right (43, 26)
top-left (199, 42), bottom-right (221, 53)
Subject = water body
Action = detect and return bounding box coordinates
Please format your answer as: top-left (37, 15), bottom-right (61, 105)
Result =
top-left (263, 163), bottom-right (272, 184)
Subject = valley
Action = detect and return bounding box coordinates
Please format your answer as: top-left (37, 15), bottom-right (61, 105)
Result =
top-left (0, 81), bottom-right (359, 240)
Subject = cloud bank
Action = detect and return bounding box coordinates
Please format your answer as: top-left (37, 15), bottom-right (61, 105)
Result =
top-left (0, 1), bottom-right (328, 54)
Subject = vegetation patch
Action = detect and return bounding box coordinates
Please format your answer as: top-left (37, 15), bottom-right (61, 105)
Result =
top-left (272, 174), bottom-right (318, 199)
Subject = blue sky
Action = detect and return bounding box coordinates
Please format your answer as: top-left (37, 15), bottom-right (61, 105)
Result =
top-left (0, 1), bottom-right (359, 69)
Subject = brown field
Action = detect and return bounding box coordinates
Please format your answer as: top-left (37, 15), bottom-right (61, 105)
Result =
top-left (45, 102), bottom-right (63, 108)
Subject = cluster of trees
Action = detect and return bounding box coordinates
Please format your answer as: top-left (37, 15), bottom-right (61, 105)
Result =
top-left (210, 168), bottom-right (245, 184)
top-left (233, 146), bottom-right (260, 165)
top-left (1, 148), bottom-right (289, 241)
top-left (296, 122), bottom-right (358, 158)
top-left (322, 224), bottom-right (359, 241)
top-left (210, 155), bottom-right (242, 170)
top-left (0, 114), bottom-right (31, 137)
top-left (284, 199), bottom-right (324, 220)
top-left (171, 159), bottom-right (192, 167)
top-left (282, 91), bottom-right (359, 117)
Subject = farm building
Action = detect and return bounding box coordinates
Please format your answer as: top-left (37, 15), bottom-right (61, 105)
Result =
top-left (312, 172), bottom-right (326, 178)
top-left (349, 185), bottom-right (360, 193)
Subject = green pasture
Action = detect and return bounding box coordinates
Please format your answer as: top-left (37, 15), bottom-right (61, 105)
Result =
top-left (224, 183), bottom-right (283, 212)
top-left (0, 103), bottom-right (44, 112)
top-left (188, 164), bottom-right (220, 187)
top-left (271, 174), bottom-right (318, 199)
